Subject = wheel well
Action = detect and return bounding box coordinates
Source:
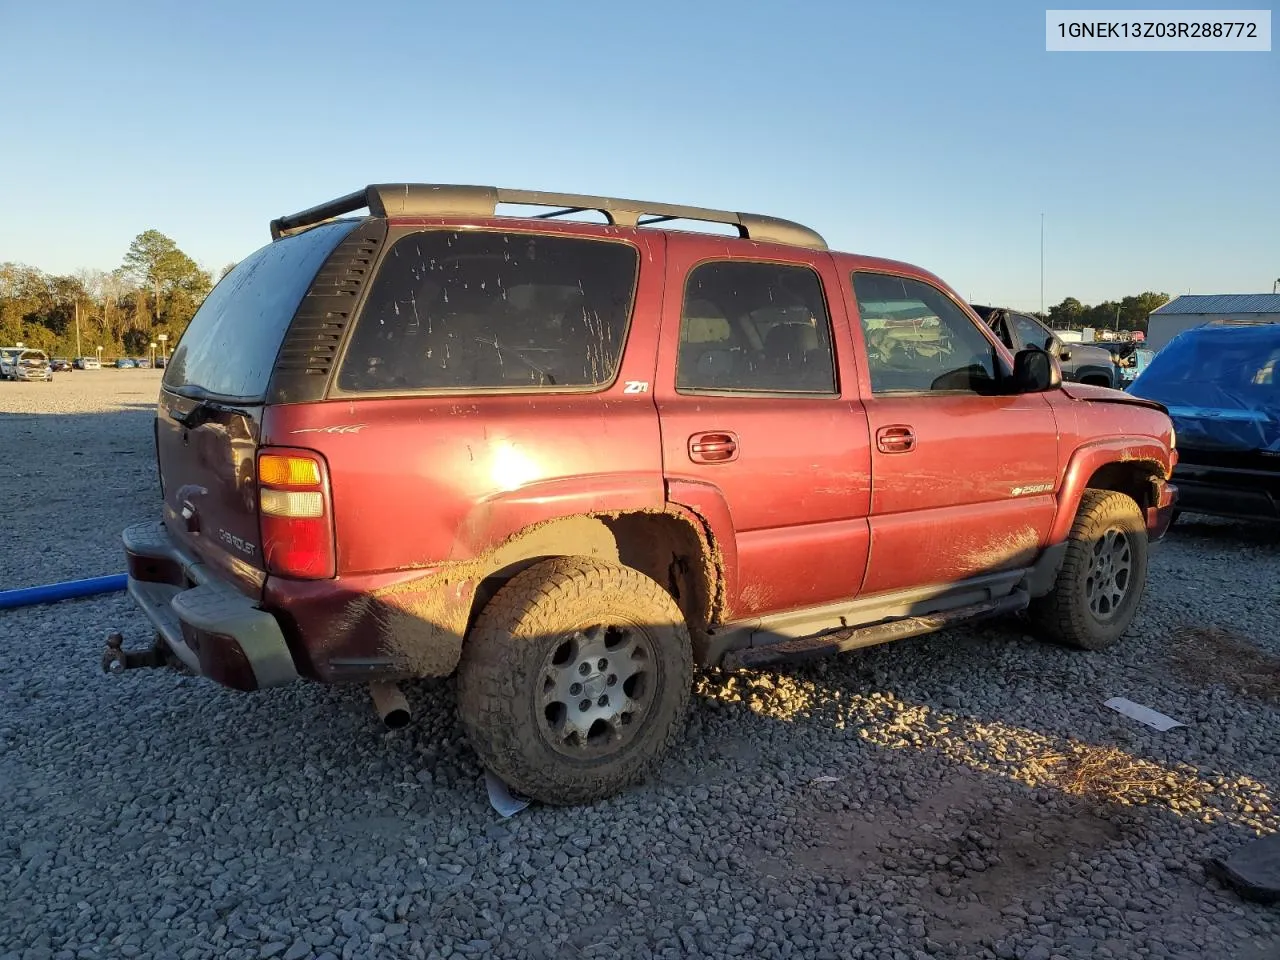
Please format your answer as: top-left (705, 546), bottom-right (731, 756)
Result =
top-left (1085, 461), bottom-right (1161, 509)
top-left (464, 511), bottom-right (719, 643)
top-left (601, 512), bottom-right (717, 640)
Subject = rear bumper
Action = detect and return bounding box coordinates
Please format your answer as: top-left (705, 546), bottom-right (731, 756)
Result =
top-left (124, 520), bottom-right (471, 687)
top-left (123, 521), bottom-right (298, 690)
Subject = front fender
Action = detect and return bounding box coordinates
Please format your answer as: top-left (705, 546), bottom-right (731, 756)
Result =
top-left (1051, 437), bottom-right (1173, 543)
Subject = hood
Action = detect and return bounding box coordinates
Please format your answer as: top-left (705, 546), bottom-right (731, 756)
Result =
top-left (1060, 381), bottom-right (1166, 412)
top-left (1126, 324), bottom-right (1280, 453)
top-left (1069, 342), bottom-right (1120, 365)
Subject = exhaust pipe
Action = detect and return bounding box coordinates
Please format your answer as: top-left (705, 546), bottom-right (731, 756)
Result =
top-left (369, 681), bottom-right (411, 729)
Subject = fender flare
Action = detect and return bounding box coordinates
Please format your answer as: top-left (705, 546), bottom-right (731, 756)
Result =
top-left (664, 478), bottom-right (739, 622)
top-left (1050, 437), bottom-right (1171, 544)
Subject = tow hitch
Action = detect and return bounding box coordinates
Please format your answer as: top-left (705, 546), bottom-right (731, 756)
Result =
top-left (101, 631), bottom-right (179, 674)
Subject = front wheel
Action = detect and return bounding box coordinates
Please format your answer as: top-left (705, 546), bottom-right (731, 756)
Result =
top-left (456, 557), bottom-right (693, 805)
top-left (1029, 489), bottom-right (1149, 651)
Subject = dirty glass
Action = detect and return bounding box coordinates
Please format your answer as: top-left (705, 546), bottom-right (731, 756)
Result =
top-left (676, 261), bottom-right (836, 394)
top-left (337, 231), bottom-right (639, 392)
top-left (163, 220), bottom-right (357, 401)
top-left (852, 273), bottom-right (998, 394)
top-left (1009, 312), bottom-right (1052, 350)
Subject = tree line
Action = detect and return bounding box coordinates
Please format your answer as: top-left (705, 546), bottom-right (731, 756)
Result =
top-left (0, 231), bottom-right (236, 358)
top-left (3, 232), bottom-right (1173, 358)
top-left (1039, 292), bottom-right (1170, 334)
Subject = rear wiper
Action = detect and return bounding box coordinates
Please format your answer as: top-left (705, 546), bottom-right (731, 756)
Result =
top-left (171, 398), bottom-right (247, 429)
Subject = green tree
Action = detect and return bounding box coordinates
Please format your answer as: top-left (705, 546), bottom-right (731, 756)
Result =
top-left (1047, 297), bottom-right (1085, 330)
top-left (120, 229), bottom-right (211, 336)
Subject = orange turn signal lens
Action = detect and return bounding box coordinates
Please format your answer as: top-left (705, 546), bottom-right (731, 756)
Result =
top-left (258, 455), bottom-right (321, 487)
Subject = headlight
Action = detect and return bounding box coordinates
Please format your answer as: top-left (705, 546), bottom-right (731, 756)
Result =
top-left (1169, 426), bottom-right (1176, 450)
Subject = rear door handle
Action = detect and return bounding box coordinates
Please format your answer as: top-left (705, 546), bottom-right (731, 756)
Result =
top-left (876, 425), bottom-right (915, 454)
top-left (689, 432), bottom-right (739, 463)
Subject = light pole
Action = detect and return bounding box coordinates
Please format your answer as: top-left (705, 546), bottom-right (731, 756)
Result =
top-left (157, 333), bottom-right (168, 363)
top-left (96, 345), bottom-right (103, 368)
top-left (150, 341), bottom-right (157, 367)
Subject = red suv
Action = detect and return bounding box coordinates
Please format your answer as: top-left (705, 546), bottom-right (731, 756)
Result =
top-left (117, 183), bottom-right (1177, 805)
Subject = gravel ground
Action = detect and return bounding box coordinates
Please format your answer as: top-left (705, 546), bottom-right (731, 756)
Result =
top-left (2, 373), bottom-right (1277, 960)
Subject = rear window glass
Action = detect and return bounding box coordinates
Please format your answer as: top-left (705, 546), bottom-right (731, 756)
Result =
top-left (162, 220), bottom-right (357, 400)
top-left (336, 231), bottom-right (639, 393)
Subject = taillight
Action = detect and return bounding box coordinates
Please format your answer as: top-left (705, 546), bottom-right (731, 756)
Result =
top-left (257, 448), bottom-right (336, 580)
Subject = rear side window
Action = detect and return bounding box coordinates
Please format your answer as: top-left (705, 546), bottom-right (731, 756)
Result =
top-left (337, 231), bottom-right (639, 392)
top-left (676, 261), bottom-right (837, 394)
top-left (163, 220), bottom-right (358, 400)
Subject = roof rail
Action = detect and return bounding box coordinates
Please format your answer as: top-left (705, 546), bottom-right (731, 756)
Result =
top-left (269, 183), bottom-right (827, 250)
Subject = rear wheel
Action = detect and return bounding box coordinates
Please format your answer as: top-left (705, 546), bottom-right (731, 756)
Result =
top-left (1029, 489), bottom-right (1148, 651)
top-left (456, 557), bottom-right (692, 805)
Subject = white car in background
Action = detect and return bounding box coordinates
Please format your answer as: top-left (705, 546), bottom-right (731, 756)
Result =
top-left (0, 346), bottom-right (22, 380)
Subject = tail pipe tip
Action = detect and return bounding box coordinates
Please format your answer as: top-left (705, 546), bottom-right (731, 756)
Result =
top-left (369, 681), bottom-right (411, 730)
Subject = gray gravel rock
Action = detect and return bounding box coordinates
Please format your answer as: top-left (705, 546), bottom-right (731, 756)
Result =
top-left (1, 372), bottom-right (1278, 960)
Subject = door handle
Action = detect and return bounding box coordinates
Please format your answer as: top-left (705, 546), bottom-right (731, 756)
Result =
top-left (689, 432), bottom-right (739, 463)
top-left (876, 425), bottom-right (915, 454)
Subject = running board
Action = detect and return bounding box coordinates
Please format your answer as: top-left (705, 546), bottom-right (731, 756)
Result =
top-left (722, 589), bottom-right (1029, 670)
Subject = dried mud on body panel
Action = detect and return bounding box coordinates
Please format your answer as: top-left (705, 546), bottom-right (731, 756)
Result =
top-left (341, 510), bottom-right (721, 678)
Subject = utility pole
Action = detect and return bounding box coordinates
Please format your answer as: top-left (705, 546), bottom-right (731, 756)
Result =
top-left (74, 297), bottom-right (82, 359)
top-left (1040, 214), bottom-right (1045, 317)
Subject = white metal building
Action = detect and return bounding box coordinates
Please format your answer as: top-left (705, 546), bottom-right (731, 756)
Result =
top-left (1146, 293), bottom-right (1280, 352)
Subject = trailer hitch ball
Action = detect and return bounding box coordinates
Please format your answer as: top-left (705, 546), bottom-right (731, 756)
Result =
top-left (102, 632), bottom-right (127, 674)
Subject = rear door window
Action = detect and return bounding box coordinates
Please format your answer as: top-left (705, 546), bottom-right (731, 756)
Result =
top-left (163, 220), bottom-right (358, 400)
top-left (676, 261), bottom-right (837, 394)
top-left (336, 231), bottom-right (639, 392)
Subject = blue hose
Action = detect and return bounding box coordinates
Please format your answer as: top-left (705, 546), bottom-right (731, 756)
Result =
top-left (0, 574), bottom-right (129, 610)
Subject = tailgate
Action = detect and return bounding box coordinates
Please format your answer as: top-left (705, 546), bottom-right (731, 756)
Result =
top-left (157, 389), bottom-right (266, 598)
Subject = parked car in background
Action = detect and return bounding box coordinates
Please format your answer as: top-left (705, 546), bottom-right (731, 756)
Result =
top-left (1129, 324), bottom-right (1280, 523)
top-left (12, 349), bottom-right (53, 382)
top-left (74, 356), bottom-right (102, 370)
top-left (136, 357), bottom-right (152, 369)
top-left (0, 346), bottom-right (22, 380)
top-left (115, 358), bottom-right (137, 369)
top-left (116, 181), bottom-right (1177, 806)
top-left (155, 356), bottom-right (166, 369)
top-left (972, 306), bottom-right (1125, 389)
top-left (50, 357), bottom-right (74, 372)
top-left (1100, 341), bottom-right (1155, 383)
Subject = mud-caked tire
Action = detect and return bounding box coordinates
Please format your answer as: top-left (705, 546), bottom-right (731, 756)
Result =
top-left (1029, 489), bottom-right (1149, 651)
top-left (456, 557), bottom-right (693, 806)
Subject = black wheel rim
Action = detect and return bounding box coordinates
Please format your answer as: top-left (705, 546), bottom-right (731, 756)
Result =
top-left (1085, 527), bottom-right (1133, 620)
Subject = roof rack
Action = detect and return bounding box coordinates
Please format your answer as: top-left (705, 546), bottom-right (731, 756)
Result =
top-left (269, 183), bottom-right (827, 250)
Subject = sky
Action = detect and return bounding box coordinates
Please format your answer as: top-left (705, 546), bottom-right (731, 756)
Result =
top-left (0, 0), bottom-right (1275, 310)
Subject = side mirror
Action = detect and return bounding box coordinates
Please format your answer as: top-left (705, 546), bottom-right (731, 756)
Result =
top-left (1043, 335), bottom-right (1071, 361)
top-left (1011, 347), bottom-right (1062, 393)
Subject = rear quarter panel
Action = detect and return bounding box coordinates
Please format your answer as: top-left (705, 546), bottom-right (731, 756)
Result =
top-left (261, 228), bottom-right (668, 575)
